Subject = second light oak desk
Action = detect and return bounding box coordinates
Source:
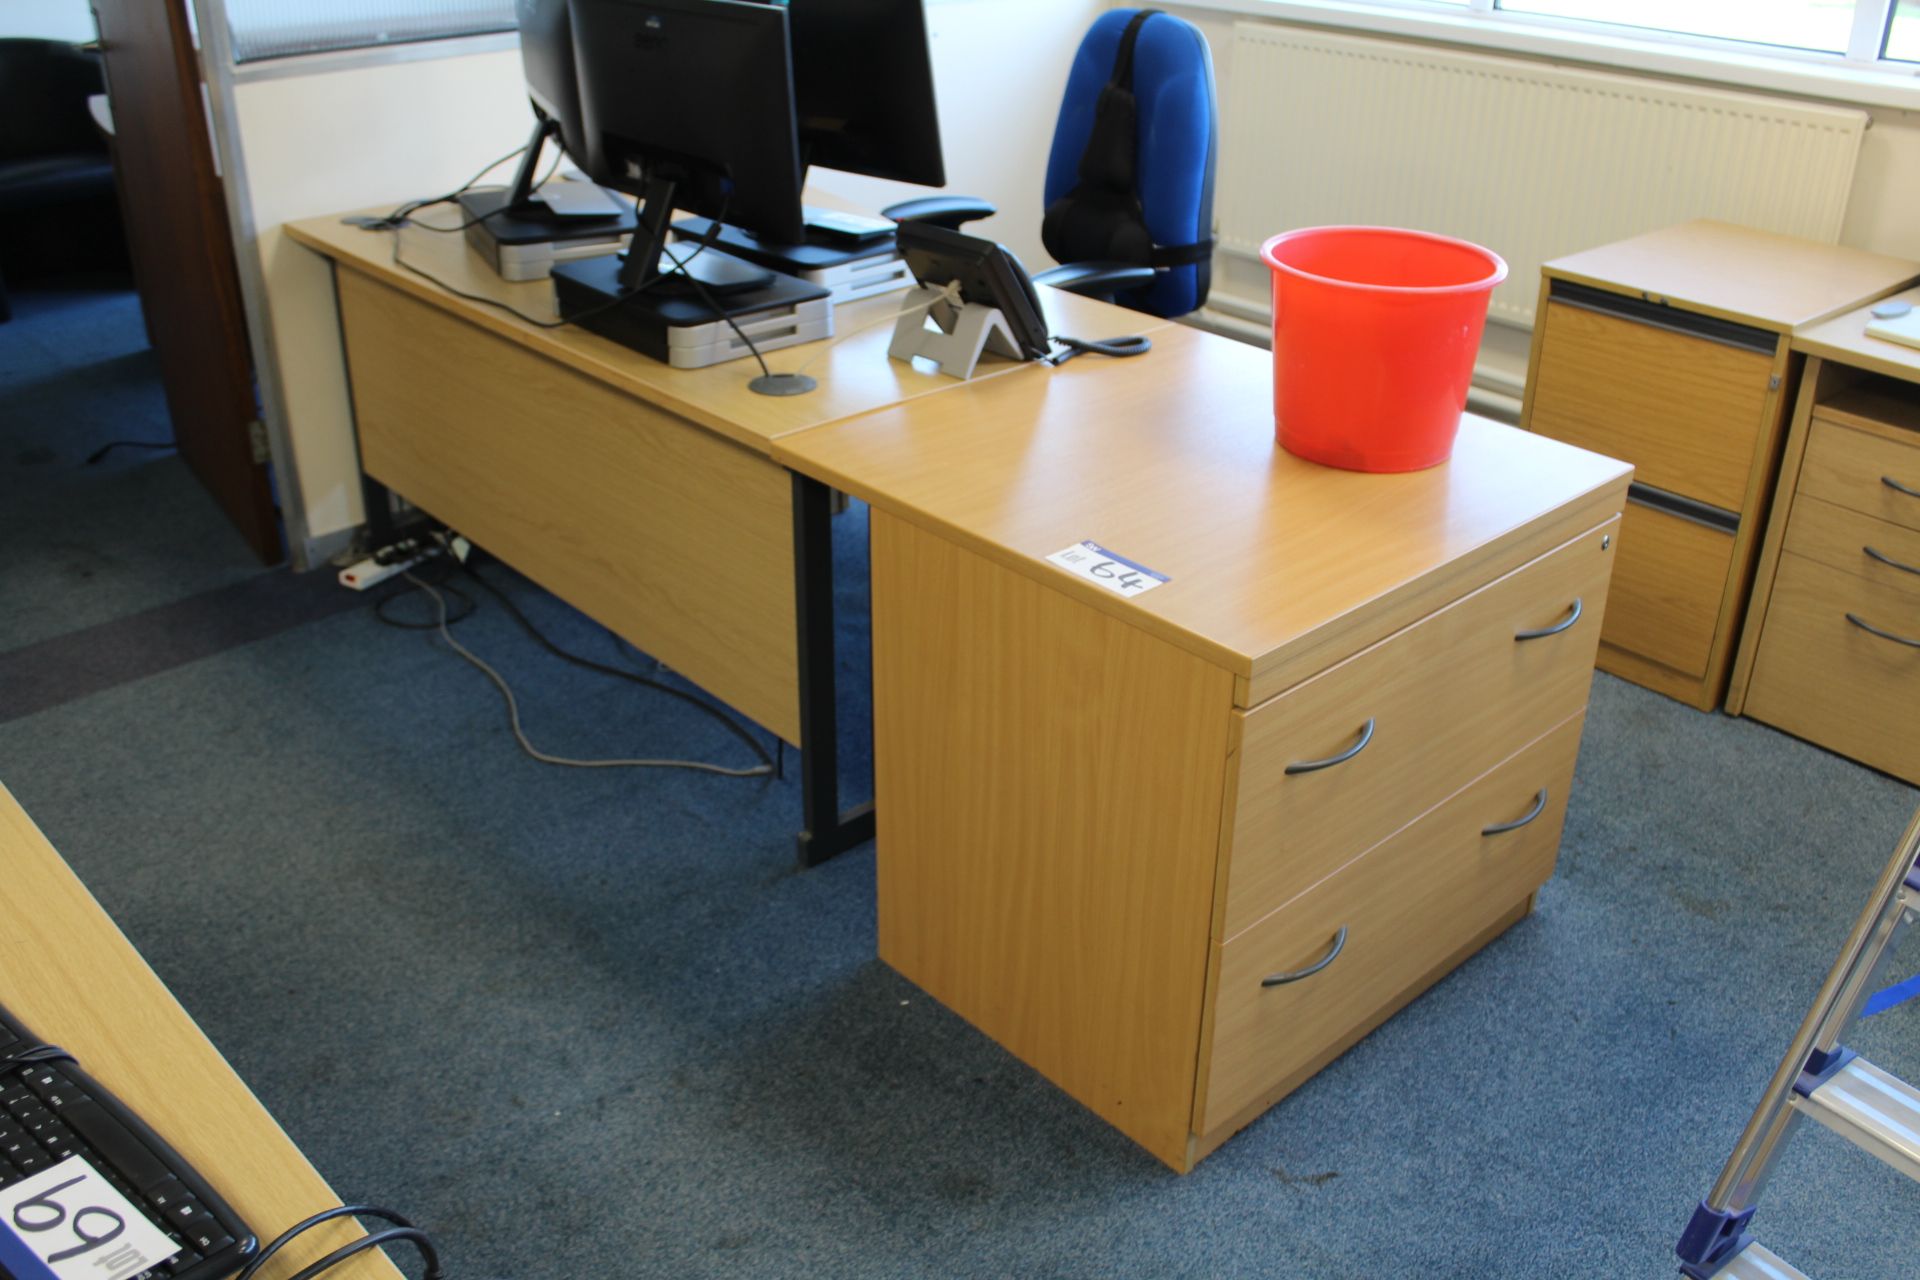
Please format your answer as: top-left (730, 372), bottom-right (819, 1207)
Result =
top-left (283, 211), bottom-right (1163, 863)
top-left (777, 325), bottom-right (1634, 1170)
top-left (1, 782), bottom-right (403, 1280)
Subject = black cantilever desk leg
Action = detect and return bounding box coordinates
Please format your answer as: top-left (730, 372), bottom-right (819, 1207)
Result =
top-left (791, 471), bottom-right (877, 867)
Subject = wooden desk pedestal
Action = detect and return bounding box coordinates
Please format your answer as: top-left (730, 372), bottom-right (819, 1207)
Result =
top-left (1521, 221), bottom-right (1917, 711)
top-left (1729, 290), bottom-right (1920, 784)
top-left (780, 328), bottom-right (1633, 1170)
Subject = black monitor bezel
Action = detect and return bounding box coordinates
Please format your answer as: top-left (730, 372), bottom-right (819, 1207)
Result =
top-left (566, 0), bottom-right (807, 246)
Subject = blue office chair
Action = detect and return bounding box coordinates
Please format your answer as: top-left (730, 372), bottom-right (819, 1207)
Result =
top-left (885, 8), bottom-right (1216, 319)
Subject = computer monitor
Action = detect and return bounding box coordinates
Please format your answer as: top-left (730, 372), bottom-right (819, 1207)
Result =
top-left (456, 0), bottom-right (638, 279)
top-left (551, 0), bottom-right (830, 381)
top-left (569, 0), bottom-right (807, 290)
top-left (515, 0), bottom-right (585, 168)
top-left (787, 0), bottom-right (945, 190)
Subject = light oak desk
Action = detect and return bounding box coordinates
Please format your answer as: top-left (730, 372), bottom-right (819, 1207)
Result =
top-left (283, 210), bottom-right (1165, 863)
top-left (777, 325), bottom-right (1635, 1169)
top-left (0, 783), bottom-right (402, 1280)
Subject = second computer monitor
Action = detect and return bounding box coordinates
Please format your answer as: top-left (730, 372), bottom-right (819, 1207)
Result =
top-left (567, 0), bottom-right (807, 245)
top-left (787, 0), bottom-right (945, 188)
top-left (515, 0), bottom-right (586, 164)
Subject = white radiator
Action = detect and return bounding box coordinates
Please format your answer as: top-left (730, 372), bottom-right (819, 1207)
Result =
top-left (1216, 23), bottom-right (1869, 328)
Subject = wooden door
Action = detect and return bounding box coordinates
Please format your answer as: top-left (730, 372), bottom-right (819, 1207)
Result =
top-left (90, 0), bottom-right (280, 563)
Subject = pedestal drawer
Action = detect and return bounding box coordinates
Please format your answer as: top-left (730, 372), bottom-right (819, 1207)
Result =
top-left (1599, 493), bottom-right (1736, 682)
top-left (1802, 417), bottom-right (1920, 536)
top-left (1196, 714), bottom-right (1584, 1134)
top-left (1220, 520), bottom-right (1615, 939)
top-left (1745, 552), bottom-right (1920, 786)
top-left (1782, 495), bottom-right (1920, 592)
top-left (1527, 297), bottom-right (1771, 512)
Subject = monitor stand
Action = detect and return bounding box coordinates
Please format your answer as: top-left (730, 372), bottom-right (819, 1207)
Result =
top-left (552, 174), bottom-right (832, 373)
top-left (671, 216), bottom-right (913, 305)
top-left (457, 119), bottom-right (640, 281)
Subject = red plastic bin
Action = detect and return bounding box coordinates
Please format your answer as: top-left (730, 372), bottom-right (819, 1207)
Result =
top-left (1261, 226), bottom-right (1507, 472)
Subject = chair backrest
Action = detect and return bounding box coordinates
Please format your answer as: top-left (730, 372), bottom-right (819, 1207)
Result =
top-left (1042, 9), bottom-right (1216, 319)
top-left (0, 39), bottom-right (107, 164)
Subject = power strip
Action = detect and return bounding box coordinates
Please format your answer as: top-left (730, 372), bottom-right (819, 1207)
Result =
top-left (338, 544), bottom-right (437, 591)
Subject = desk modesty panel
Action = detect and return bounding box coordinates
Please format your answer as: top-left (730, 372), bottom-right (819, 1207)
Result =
top-left (0, 783), bottom-right (403, 1279)
top-left (779, 327), bottom-right (1634, 1169)
top-left (285, 211), bottom-right (1168, 746)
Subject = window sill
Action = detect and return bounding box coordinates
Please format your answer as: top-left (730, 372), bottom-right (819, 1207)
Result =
top-left (1176, 0), bottom-right (1920, 111)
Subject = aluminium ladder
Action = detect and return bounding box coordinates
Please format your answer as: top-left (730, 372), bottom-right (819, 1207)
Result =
top-left (1676, 803), bottom-right (1920, 1279)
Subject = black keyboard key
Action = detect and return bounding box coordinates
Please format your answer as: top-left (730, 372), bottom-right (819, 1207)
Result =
top-left (191, 1232), bottom-right (234, 1258)
top-left (163, 1197), bottom-right (209, 1230)
top-left (60, 1100), bottom-right (172, 1192)
top-left (147, 1175), bottom-right (183, 1209)
top-left (39, 1121), bottom-right (76, 1156)
top-left (13, 1150), bottom-right (47, 1174)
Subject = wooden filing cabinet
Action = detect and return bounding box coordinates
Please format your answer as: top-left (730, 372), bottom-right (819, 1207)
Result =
top-left (1730, 293), bottom-right (1920, 785)
top-left (780, 327), bottom-right (1635, 1171)
top-left (1521, 221), bottom-right (1917, 711)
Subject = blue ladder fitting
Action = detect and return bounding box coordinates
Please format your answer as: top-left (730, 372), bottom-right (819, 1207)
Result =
top-left (1676, 1200), bottom-right (1755, 1278)
top-left (1794, 1044), bottom-right (1858, 1099)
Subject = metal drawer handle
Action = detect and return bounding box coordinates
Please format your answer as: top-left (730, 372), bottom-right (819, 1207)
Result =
top-left (1284, 719), bottom-right (1375, 775)
top-left (1885, 476), bottom-right (1920, 501)
top-left (1482, 789), bottom-right (1549, 836)
top-left (1515, 598), bottom-right (1583, 641)
top-left (1846, 613), bottom-right (1920, 649)
top-left (1865, 546), bottom-right (1920, 578)
top-left (1262, 927), bottom-right (1349, 987)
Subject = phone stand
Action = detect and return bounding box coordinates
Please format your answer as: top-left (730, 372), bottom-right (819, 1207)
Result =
top-left (888, 287), bottom-right (1024, 380)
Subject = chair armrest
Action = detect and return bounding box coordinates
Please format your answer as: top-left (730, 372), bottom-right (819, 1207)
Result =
top-left (1033, 261), bottom-right (1157, 297)
top-left (881, 195), bottom-right (997, 230)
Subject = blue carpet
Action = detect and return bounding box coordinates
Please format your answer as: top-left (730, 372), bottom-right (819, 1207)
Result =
top-left (0, 281), bottom-right (266, 653)
top-left (2, 283), bottom-right (1918, 1279)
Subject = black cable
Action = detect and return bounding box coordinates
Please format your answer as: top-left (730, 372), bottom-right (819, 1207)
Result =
top-left (2, 1043), bottom-right (76, 1068)
top-left (383, 193), bottom-right (730, 333)
top-left (83, 440), bottom-right (176, 465)
top-left (373, 578), bottom-right (475, 630)
top-left (285, 1227), bottom-right (442, 1280)
top-left (361, 142), bottom-right (532, 231)
top-left (1047, 333), bottom-right (1153, 365)
top-left (369, 553), bottom-right (473, 631)
top-left (659, 238), bottom-right (773, 379)
top-left (233, 1205), bottom-right (422, 1280)
top-left (403, 147), bottom-right (567, 234)
top-left (460, 558), bottom-right (775, 770)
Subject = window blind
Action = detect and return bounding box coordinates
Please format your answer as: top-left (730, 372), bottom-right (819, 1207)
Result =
top-left (223, 0), bottom-right (516, 63)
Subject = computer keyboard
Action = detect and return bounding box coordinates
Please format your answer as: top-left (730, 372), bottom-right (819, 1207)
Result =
top-left (802, 205), bottom-right (896, 242)
top-left (0, 1002), bottom-right (255, 1280)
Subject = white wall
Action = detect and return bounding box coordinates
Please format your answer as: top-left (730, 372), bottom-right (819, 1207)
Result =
top-left (3, 0), bottom-right (94, 39)
top-left (1156, 1), bottom-right (1920, 395)
top-left (229, 47), bottom-right (535, 549)
top-left (807, 0), bottom-right (1105, 273)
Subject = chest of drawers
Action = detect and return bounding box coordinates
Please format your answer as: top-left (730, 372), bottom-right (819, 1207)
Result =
top-left (778, 327), bottom-right (1633, 1170)
top-left (1733, 320), bottom-right (1920, 786)
top-left (1520, 222), bottom-right (1917, 711)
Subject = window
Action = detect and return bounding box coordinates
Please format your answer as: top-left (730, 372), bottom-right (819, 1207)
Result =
top-left (1498, 1), bottom-right (1853, 56)
top-left (1889, 0), bottom-right (1920, 59)
top-left (1208, 0), bottom-right (1920, 107)
top-left (222, 0), bottom-right (515, 64)
top-left (1400, 0), bottom-right (1916, 66)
